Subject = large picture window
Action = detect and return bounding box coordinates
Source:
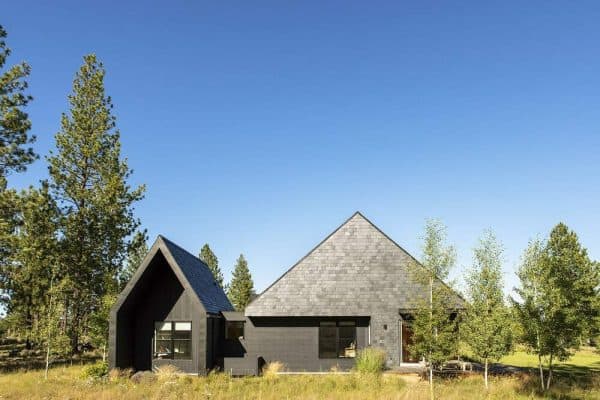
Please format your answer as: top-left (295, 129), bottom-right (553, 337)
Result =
top-left (319, 321), bottom-right (356, 358)
top-left (154, 321), bottom-right (192, 360)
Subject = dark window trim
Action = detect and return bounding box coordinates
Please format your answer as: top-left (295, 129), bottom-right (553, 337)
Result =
top-left (154, 320), bottom-right (192, 360)
top-left (318, 320), bottom-right (357, 359)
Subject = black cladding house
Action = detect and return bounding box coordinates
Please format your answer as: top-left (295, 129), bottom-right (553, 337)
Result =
top-left (109, 212), bottom-right (462, 375)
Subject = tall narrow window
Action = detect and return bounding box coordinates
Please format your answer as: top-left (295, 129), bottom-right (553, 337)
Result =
top-left (154, 321), bottom-right (192, 360)
top-left (338, 321), bottom-right (357, 358)
top-left (319, 322), bottom-right (337, 358)
top-left (173, 322), bottom-right (192, 359)
top-left (319, 321), bottom-right (356, 358)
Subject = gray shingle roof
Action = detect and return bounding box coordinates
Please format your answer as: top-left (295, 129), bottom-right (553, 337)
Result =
top-left (159, 236), bottom-right (234, 314)
top-left (245, 212), bottom-right (461, 316)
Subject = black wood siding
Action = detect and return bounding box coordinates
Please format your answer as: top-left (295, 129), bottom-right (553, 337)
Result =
top-left (224, 317), bottom-right (370, 373)
top-left (110, 252), bottom-right (207, 374)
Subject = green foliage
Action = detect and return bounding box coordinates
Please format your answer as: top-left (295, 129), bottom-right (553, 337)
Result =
top-left (0, 25), bottom-right (37, 178)
top-left (421, 218), bottom-right (456, 281)
top-left (87, 293), bottom-right (116, 360)
top-left (3, 184), bottom-right (59, 343)
top-left (512, 224), bottom-right (600, 391)
top-left (463, 230), bottom-right (513, 388)
top-left (199, 243), bottom-right (224, 288)
top-left (0, 185), bottom-right (20, 309)
top-left (120, 230), bottom-right (148, 288)
top-left (410, 219), bottom-right (459, 399)
top-left (354, 347), bottom-right (386, 374)
top-left (81, 361), bottom-right (109, 380)
top-left (410, 284), bottom-right (460, 368)
top-left (47, 54), bottom-right (145, 352)
top-left (227, 254), bottom-right (254, 311)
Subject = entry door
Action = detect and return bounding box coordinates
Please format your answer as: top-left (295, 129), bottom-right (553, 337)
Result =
top-left (400, 320), bottom-right (418, 363)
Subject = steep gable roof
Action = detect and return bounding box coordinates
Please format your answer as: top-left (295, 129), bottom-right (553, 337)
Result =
top-left (245, 212), bottom-right (461, 316)
top-left (113, 235), bottom-right (234, 315)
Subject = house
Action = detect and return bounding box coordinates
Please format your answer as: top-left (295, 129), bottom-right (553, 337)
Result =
top-left (109, 212), bottom-right (462, 375)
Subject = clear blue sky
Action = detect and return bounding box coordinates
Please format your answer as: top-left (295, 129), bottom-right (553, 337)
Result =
top-left (3, 1), bottom-right (599, 296)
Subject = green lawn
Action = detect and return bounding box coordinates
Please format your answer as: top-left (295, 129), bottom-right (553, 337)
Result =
top-left (500, 346), bottom-right (600, 376)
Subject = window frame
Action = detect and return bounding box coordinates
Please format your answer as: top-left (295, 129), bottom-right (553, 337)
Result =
top-left (318, 320), bottom-right (357, 359)
top-left (153, 320), bottom-right (192, 360)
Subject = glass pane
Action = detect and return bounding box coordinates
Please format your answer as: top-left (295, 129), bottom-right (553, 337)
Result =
top-left (173, 340), bottom-right (191, 359)
top-left (175, 322), bottom-right (191, 331)
top-left (338, 325), bottom-right (356, 358)
top-left (155, 339), bottom-right (172, 359)
top-left (174, 330), bottom-right (191, 340)
top-left (226, 321), bottom-right (244, 340)
top-left (319, 322), bottom-right (337, 358)
top-left (156, 321), bottom-right (172, 331)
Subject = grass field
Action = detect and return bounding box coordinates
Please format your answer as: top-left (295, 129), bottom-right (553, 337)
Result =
top-left (0, 350), bottom-right (598, 399)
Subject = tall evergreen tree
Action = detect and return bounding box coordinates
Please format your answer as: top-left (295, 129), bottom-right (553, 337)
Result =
top-left (47, 54), bottom-right (145, 353)
top-left (199, 243), bottom-right (224, 288)
top-left (512, 224), bottom-right (599, 391)
top-left (0, 25), bottom-right (36, 180)
top-left (119, 230), bottom-right (148, 288)
top-left (0, 185), bottom-right (19, 308)
top-left (463, 230), bottom-right (513, 389)
top-left (0, 24), bottom-right (37, 318)
top-left (410, 219), bottom-right (459, 400)
top-left (3, 183), bottom-right (59, 348)
top-left (228, 254), bottom-right (254, 311)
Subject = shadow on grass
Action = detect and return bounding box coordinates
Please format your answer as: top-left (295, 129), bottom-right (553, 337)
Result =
top-left (505, 362), bottom-right (600, 400)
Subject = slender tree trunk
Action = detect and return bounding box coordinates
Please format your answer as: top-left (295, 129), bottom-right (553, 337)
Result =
top-left (537, 354), bottom-right (544, 391)
top-left (484, 358), bottom-right (489, 389)
top-left (545, 354), bottom-right (553, 391)
top-left (429, 276), bottom-right (434, 400)
top-left (429, 364), bottom-right (434, 400)
top-left (45, 278), bottom-right (54, 380)
top-left (102, 344), bottom-right (106, 362)
top-left (44, 342), bottom-right (51, 380)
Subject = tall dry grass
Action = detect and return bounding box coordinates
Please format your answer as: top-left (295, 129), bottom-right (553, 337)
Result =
top-left (0, 365), bottom-right (597, 399)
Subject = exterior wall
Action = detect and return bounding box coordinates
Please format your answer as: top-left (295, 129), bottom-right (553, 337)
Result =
top-left (224, 317), bottom-right (370, 374)
top-left (110, 253), bottom-right (207, 374)
top-left (244, 214), bottom-right (451, 368)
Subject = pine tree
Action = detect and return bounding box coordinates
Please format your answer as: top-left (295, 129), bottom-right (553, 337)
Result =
top-left (3, 183), bottom-right (59, 348)
top-left (409, 219), bottom-right (458, 400)
top-left (47, 54), bottom-right (145, 353)
top-left (512, 224), bottom-right (600, 391)
top-left (0, 25), bottom-right (37, 179)
top-left (119, 230), bottom-right (148, 288)
top-left (199, 243), bottom-right (224, 288)
top-left (463, 230), bottom-right (513, 389)
top-left (0, 185), bottom-right (20, 309)
top-left (0, 24), bottom-right (37, 318)
top-left (228, 254), bottom-right (254, 311)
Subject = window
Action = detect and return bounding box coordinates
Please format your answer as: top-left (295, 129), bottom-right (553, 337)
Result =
top-left (319, 321), bottom-right (356, 358)
top-left (154, 321), bottom-right (192, 360)
top-left (225, 321), bottom-right (245, 340)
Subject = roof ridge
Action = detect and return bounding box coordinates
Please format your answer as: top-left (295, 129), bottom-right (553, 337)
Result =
top-left (246, 211), bottom-right (368, 311)
top-left (158, 235), bottom-right (211, 269)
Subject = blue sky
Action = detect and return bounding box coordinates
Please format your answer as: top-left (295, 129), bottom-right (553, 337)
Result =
top-left (3, 1), bottom-right (599, 295)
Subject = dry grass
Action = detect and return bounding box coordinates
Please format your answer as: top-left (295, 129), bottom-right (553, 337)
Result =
top-left (0, 365), bottom-right (598, 400)
top-left (262, 361), bottom-right (285, 379)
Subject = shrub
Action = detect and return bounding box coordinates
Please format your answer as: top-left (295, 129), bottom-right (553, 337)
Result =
top-left (155, 364), bottom-right (181, 381)
top-left (262, 361), bottom-right (284, 379)
top-left (108, 367), bottom-right (134, 382)
top-left (130, 370), bottom-right (157, 384)
top-left (355, 347), bottom-right (386, 374)
top-left (81, 361), bottom-right (109, 380)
